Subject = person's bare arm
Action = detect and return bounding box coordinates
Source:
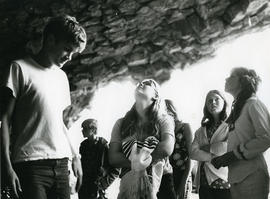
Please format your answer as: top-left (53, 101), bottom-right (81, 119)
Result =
top-left (1, 95), bottom-right (22, 198)
top-left (151, 133), bottom-right (175, 161)
top-left (99, 143), bottom-right (121, 189)
top-left (109, 142), bottom-right (131, 168)
top-left (151, 116), bottom-right (175, 162)
top-left (62, 111), bottom-right (82, 192)
top-left (108, 119), bottom-right (131, 168)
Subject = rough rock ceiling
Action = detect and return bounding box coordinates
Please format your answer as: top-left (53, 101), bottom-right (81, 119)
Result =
top-left (0, 0), bottom-right (270, 125)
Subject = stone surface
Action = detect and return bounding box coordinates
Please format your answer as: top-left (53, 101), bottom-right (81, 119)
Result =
top-left (0, 0), bottom-right (270, 125)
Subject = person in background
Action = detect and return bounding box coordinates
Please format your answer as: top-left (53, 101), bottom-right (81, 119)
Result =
top-left (212, 67), bottom-right (270, 199)
top-left (109, 79), bottom-right (175, 199)
top-left (158, 99), bottom-right (193, 199)
top-left (79, 119), bottom-right (120, 199)
top-left (1, 15), bottom-right (87, 199)
top-left (191, 90), bottom-right (231, 199)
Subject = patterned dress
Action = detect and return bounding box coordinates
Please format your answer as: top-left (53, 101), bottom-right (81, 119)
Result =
top-left (170, 121), bottom-right (189, 171)
top-left (169, 121), bottom-right (192, 199)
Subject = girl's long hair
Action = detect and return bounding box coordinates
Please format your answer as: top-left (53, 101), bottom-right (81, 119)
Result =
top-left (201, 90), bottom-right (227, 127)
top-left (120, 79), bottom-right (166, 139)
top-left (165, 99), bottom-right (180, 122)
top-left (226, 67), bottom-right (261, 130)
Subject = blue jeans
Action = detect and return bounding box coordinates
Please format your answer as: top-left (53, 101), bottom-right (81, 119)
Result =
top-left (14, 158), bottom-right (70, 199)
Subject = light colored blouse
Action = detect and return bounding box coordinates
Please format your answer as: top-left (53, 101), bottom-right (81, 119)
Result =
top-left (191, 122), bottom-right (229, 190)
top-left (228, 95), bottom-right (270, 183)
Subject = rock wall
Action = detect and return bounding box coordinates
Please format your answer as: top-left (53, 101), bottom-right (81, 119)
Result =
top-left (0, 0), bottom-right (270, 125)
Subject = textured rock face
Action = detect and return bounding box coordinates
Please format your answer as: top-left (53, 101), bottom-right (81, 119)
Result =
top-left (0, 0), bottom-right (270, 124)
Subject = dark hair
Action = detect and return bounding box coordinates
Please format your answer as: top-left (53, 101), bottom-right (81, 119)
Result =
top-left (43, 15), bottom-right (87, 52)
top-left (201, 90), bottom-right (227, 127)
top-left (165, 99), bottom-right (180, 122)
top-left (81, 119), bottom-right (97, 134)
top-left (226, 67), bottom-right (261, 130)
top-left (82, 118), bottom-right (97, 128)
top-left (120, 79), bottom-right (166, 140)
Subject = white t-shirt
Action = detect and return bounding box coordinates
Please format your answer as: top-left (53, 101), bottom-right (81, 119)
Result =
top-left (6, 57), bottom-right (72, 163)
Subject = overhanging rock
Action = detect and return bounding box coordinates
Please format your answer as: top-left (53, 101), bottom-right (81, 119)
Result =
top-left (0, 0), bottom-right (270, 125)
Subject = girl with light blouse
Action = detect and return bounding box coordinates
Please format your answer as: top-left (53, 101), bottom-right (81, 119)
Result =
top-left (212, 67), bottom-right (270, 199)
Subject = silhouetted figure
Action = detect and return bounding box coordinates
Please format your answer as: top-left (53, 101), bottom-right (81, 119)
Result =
top-left (79, 119), bottom-right (120, 199)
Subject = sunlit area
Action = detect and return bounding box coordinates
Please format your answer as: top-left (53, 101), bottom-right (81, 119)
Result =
top-left (68, 28), bottom-right (270, 199)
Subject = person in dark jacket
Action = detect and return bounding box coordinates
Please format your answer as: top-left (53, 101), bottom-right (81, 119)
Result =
top-left (79, 119), bottom-right (120, 199)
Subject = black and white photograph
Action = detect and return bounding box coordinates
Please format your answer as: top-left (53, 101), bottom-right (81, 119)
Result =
top-left (1, 0), bottom-right (270, 199)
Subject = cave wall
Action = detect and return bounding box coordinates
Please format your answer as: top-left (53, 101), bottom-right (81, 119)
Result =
top-left (0, 0), bottom-right (270, 125)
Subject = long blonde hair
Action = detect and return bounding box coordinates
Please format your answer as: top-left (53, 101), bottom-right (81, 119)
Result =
top-left (120, 79), bottom-right (167, 140)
